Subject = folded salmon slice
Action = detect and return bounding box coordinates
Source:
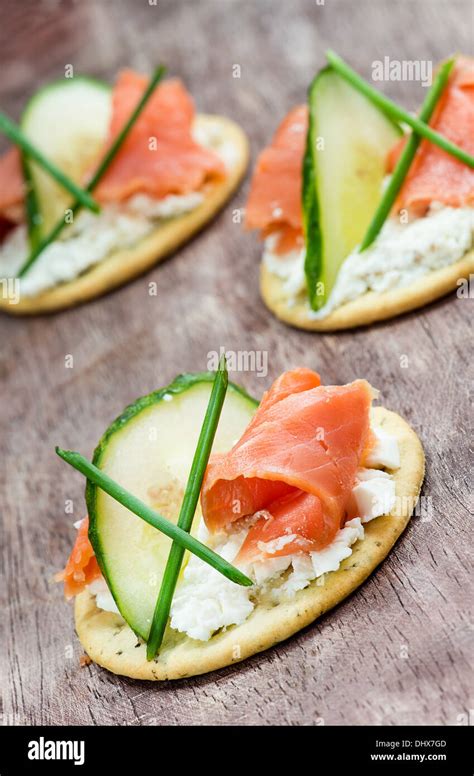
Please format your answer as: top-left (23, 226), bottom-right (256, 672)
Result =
top-left (245, 105), bottom-right (308, 254)
top-left (387, 57), bottom-right (474, 215)
top-left (56, 517), bottom-right (101, 599)
top-left (237, 491), bottom-right (326, 561)
top-left (201, 369), bottom-right (373, 563)
top-left (0, 72), bottom-right (225, 229)
top-left (60, 369), bottom-right (373, 594)
top-left (94, 71), bottom-right (225, 202)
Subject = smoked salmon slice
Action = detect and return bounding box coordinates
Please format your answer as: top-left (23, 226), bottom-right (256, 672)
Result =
top-left (248, 57), bottom-right (474, 255)
top-left (387, 57), bottom-right (474, 215)
top-left (201, 369), bottom-right (373, 562)
top-left (94, 71), bottom-right (226, 202)
top-left (0, 148), bottom-right (25, 221)
top-left (60, 370), bottom-right (374, 592)
top-left (0, 72), bottom-right (226, 226)
top-left (245, 105), bottom-right (308, 254)
top-left (56, 517), bottom-right (101, 599)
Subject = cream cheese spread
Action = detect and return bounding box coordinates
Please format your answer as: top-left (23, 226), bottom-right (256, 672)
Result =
top-left (263, 204), bottom-right (474, 317)
top-left (89, 422), bottom-right (400, 642)
top-left (0, 121), bottom-right (234, 298)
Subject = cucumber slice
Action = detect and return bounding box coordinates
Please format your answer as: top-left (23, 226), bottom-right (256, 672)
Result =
top-left (303, 67), bottom-right (402, 310)
top-left (87, 373), bottom-right (258, 641)
top-left (21, 77), bottom-right (111, 238)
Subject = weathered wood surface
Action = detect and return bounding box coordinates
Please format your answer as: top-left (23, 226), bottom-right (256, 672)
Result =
top-left (1, 0), bottom-right (472, 726)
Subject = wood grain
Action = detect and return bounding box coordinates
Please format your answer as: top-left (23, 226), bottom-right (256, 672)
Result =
top-left (1, 0), bottom-right (472, 726)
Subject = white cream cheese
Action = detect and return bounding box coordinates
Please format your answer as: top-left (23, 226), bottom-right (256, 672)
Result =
top-left (0, 121), bottom-right (234, 298)
top-left (90, 423), bottom-right (400, 639)
top-left (125, 191), bottom-right (204, 219)
top-left (1, 209), bottom-right (154, 297)
top-left (273, 518), bottom-right (365, 599)
top-left (263, 204), bottom-right (474, 317)
top-left (263, 232), bottom-right (306, 300)
top-left (257, 533), bottom-right (298, 555)
top-left (352, 468), bottom-right (396, 523)
top-left (87, 577), bottom-right (119, 615)
top-left (192, 121), bottom-right (239, 172)
top-left (365, 426), bottom-right (400, 470)
top-left (170, 529), bottom-right (254, 641)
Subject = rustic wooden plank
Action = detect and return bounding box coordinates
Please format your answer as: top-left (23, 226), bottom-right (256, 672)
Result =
top-left (1, 0), bottom-right (472, 726)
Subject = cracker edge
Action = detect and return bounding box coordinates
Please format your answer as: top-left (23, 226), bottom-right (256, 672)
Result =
top-left (260, 248), bottom-right (474, 331)
top-left (74, 406), bottom-right (425, 681)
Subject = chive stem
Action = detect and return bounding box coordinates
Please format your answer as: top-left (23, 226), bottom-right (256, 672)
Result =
top-left (146, 356), bottom-right (230, 660)
top-left (21, 152), bottom-right (42, 251)
top-left (359, 57), bottom-right (455, 251)
top-left (17, 65), bottom-right (166, 278)
top-left (86, 64), bottom-right (166, 191)
top-left (0, 112), bottom-right (100, 215)
top-left (326, 52), bottom-right (474, 169)
top-left (55, 446), bottom-right (252, 589)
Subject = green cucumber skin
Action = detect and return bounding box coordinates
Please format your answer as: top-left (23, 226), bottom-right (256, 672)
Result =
top-left (89, 372), bottom-right (258, 471)
top-left (302, 71), bottom-right (325, 311)
top-left (21, 76), bottom-right (111, 242)
top-left (86, 372), bottom-right (258, 634)
top-left (302, 66), bottom-right (402, 312)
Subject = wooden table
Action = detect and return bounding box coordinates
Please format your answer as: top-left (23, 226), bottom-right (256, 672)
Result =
top-left (1, 0), bottom-right (472, 726)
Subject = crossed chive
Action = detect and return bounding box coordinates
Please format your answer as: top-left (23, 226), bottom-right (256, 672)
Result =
top-left (56, 357), bottom-right (253, 661)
